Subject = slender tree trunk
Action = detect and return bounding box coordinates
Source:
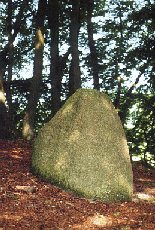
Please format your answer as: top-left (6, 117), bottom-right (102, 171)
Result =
top-left (114, 76), bottom-right (122, 110)
top-left (0, 0), bottom-right (30, 139)
top-left (48, 0), bottom-right (61, 116)
top-left (0, 58), bottom-right (9, 138)
top-left (87, 0), bottom-right (100, 90)
top-left (113, 54), bottom-right (122, 110)
top-left (69, 0), bottom-right (81, 96)
top-left (114, 3), bottom-right (124, 111)
top-left (6, 0), bottom-right (14, 137)
top-left (22, 0), bottom-right (47, 140)
top-left (0, 59), bottom-right (9, 139)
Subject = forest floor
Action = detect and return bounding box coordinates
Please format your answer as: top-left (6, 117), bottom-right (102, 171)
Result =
top-left (0, 140), bottom-right (155, 230)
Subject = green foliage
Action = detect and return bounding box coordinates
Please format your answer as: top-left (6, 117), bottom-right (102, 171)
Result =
top-left (0, 0), bottom-right (154, 165)
top-left (126, 93), bottom-right (155, 166)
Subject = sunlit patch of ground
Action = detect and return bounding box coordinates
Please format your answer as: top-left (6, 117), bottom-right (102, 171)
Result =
top-left (0, 140), bottom-right (155, 229)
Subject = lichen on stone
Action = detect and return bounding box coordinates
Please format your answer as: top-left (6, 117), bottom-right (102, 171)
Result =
top-left (32, 88), bottom-right (133, 202)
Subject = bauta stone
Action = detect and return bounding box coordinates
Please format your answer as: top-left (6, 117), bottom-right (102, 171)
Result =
top-left (32, 89), bottom-right (133, 202)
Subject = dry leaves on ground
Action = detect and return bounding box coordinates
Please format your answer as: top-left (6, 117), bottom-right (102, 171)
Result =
top-left (0, 139), bottom-right (155, 229)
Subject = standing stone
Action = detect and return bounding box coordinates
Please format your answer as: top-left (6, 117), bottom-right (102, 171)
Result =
top-left (32, 89), bottom-right (133, 202)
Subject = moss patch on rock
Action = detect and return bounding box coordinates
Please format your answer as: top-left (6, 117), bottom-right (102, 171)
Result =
top-left (32, 89), bottom-right (133, 202)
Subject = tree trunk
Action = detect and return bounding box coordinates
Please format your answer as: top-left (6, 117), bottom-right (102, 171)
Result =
top-left (6, 0), bottom-right (14, 137)
top-left (0, 46), bottom-right (10, 138)
top-left (0, 0), bottom-right (30, 139)
top-left (87, 0), bottom-right (100, 90)
top-left (22, 0), bottom-right (47, 140)
top-left (0, 75), bottom-right (9, 139)
top-left (69, 0), bottom-right (81, 96)
top-left (48, 0), bottom-right (61, 116)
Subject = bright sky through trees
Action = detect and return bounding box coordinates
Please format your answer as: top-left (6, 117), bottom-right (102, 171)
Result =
top-left (0, 0), bottom-right (154, 165)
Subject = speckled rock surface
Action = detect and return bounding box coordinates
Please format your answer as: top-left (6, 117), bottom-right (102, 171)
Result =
top-left (32, 89), bottom-right (133, 202)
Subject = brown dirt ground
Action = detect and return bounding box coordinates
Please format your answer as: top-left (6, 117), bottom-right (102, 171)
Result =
top-left (0, 139), bottom-right (155, 229)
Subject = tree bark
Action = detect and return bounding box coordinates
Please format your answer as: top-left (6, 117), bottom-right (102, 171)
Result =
top-left (48, 0), bottom-right (61, 116)
top-left (0, 76), bottom-right (9, 139)
top-left (87, 0), bottom-right (100, 90)
top-left (0, 0), bottom-right (30, 139)
top-left (22, 0), bottom-right (47, 140)
top-left (69, 0), bottom-right (81, 96)
top-left (0, 49), bottom-right (10, 139)
top-left (6, 0), bottom-right (14, 136)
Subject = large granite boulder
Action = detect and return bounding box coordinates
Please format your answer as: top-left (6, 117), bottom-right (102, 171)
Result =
top-left (32, 89), bottom-right (133, 202)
